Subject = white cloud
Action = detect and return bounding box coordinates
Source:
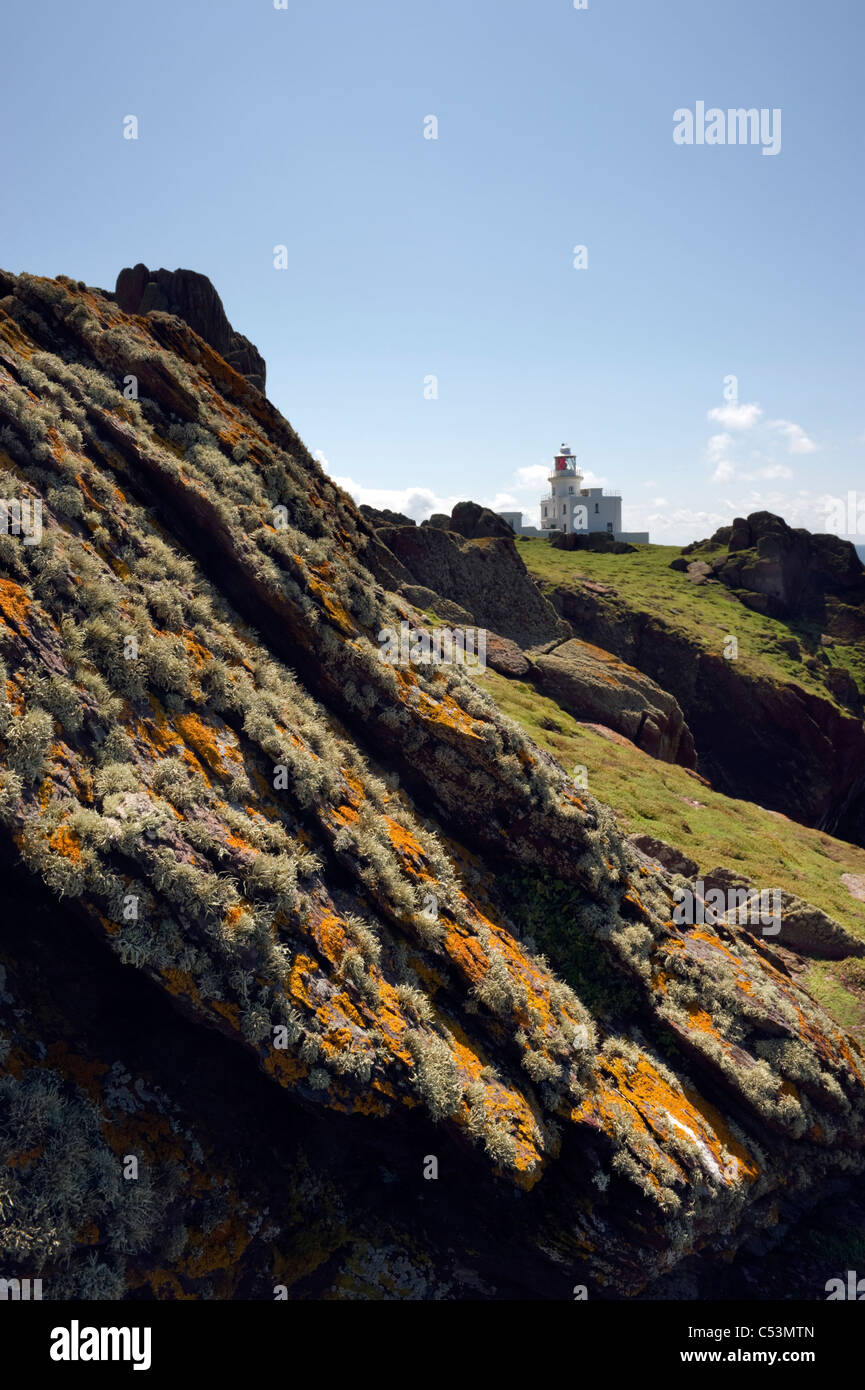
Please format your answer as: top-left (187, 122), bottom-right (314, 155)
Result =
top-left (769, 419), bottom-right (818, 454)
top-left (707, 433), bottom-right (733, 462)
top-left (333, 477), bottom-right (461, 521)
top-left (707, 433), bottom-right (736, 483)
top-left (759, 463), bottom-right (794, 479)
top-left (707, 434), bottom-right (732, 459)
top-left (707, 402), bottom-right (762, 430)
top-left (516, 464), bottom-right (550, 488)
top-left (621, 504), bottom-right (729, 545)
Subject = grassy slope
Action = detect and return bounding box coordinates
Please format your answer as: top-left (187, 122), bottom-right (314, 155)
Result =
top-left (516, 538), bottom-right (865, 702)
top-left (473, 664), bottom-right (865, 1038)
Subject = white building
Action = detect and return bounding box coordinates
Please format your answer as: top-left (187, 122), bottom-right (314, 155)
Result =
top-left (499, 444), bottom-right (649, 543)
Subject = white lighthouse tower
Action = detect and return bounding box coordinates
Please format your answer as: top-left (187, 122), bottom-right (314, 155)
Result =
top-left (540, 444), bottom-right (587, 535)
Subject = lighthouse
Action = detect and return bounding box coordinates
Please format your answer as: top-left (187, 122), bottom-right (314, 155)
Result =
top-left (496, 443), bottom-right (650, 543)
top-left (540, 444), bottom-right (587, 535)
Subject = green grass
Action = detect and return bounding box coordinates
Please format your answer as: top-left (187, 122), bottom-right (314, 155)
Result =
top-left (515, 538), bottom-right (864, 706)
top-left (803, 960), bottom-right (865, 1043)
top-left (475, 665), bottom-right (865, 944)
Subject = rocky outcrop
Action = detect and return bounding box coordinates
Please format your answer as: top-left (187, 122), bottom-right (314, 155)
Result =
top-left (377, 522), bottom-right (569, 649)
top-left (115, 264), bottom-right (267, 392)
top-left (360, 503), bottom-right (416, 529)
top-left (549, 531), bottom-right (637, 554)
top-left (533, 639), bottom-right (697, 767)
top-left (686, 511), bottom-right (865, 631)
top-left (422, 500), bottom-right (515, 540)
top-left (1, 269), bottom-right (864, 1301)
top-left (549, 578), bottom-right (865, 846)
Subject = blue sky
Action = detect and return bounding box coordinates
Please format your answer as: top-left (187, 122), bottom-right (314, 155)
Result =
top-left (3, 0), bottom-right (862, 543)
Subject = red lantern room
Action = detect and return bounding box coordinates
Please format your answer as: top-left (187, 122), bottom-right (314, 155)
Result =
top-left (551, 443), bottom-right (577, 477)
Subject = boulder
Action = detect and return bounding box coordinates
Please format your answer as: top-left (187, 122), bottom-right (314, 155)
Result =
top-left (533, 638), bottom-right (698, 767)
top-left (447, 501), bottom-right (515, 540)
top-left (377, 524), bottom-right (569, 650)
top-left (628, 835), bottom-right (700, 878)
top-left (549, 531), bottom-right (636, 554)
top-left (115, 263), bottom-right (266, 391)
top-left (704, 511), bottom-right (865, 620)
top-left (484, 633), bottom-right (532, 677)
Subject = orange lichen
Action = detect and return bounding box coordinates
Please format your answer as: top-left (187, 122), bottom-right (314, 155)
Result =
top-left (211, 999), bottom-right (241, 1029)
top-left (7, 1144), bottom-right (43, 1170)
top-left (0, 313), bottom-right (36, 357)
top-left (179, 1215), bottom-right (253, 1279)
top-left (42, 1043), bottom-right (109, 1098)
top-left (305, 570), bottom-right (356, 635)
top-left (48, 825), bottom-right (82, 861)
top-left (160, 967), bottom-right (204, 1010)
top-left (384, 817), bottom-right (432, 877)
top-left (686, 1006), bottom-right (720, 1037)
top-left (0, 577), bottom-right (31, 629)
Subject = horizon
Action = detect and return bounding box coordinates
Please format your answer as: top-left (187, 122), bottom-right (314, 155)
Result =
top-left (2, 0), bottom-right (862, 547)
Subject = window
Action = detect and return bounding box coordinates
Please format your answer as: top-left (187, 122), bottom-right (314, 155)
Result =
top-left (594, 503), bottom-right (599, 513)
top-left (606, 521), bottom-right (613, 533)
top-left (562, 503), bottom-right (566, 515)
top-left (568, 485), bottom-right (574, 494)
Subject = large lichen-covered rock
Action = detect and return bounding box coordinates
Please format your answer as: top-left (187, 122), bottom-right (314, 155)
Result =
top-left (533, 638), bottom-right (697, 767)
top-left (378, 522), bottom-right (569, 650)
top-left (0, 270), bottom-right (864, 1300)
top-left (115, 264), bottom-right (266, 393)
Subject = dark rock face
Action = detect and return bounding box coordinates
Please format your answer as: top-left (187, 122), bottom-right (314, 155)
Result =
top-left (360, 504), bottom-right (416, 529)
top-left (419, 502), bottom-right (514, 540)
top-left (550, 579), bottom-right (865, 845)
top-left (549, 531), bottom-right (636, 554)
top-left (378, 523), bottom-right (569, 649)
top-left (533, 639), bottom-right (697, 768)
top-left (115, 264), bottom-right (266, 392)
top-left (692, 511), bottom-right (865, 623)
top-left (447, 501), bottom-right (515, 540)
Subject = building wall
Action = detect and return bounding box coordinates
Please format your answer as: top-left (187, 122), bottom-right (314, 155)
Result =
top-left (497, 487), bottom-right (648, 543)
top-left (578, 488), bottom-right (622, 535)
top-left (540, 482), bottom-right (623, 536)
